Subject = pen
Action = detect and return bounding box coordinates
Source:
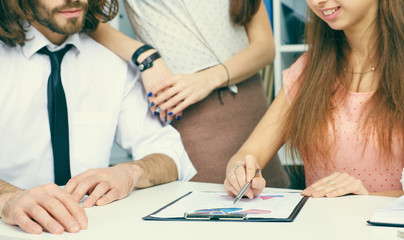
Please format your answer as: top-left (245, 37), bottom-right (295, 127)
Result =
top-left (233, 169), bottom-right (260, 205)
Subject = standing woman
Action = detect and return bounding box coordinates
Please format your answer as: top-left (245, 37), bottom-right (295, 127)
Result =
top-left (90, 0), bottom-right (290, 186)
top-left (225, 0), bottom-right (404, 199)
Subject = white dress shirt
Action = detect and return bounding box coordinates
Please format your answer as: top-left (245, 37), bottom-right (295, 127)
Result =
top-left (0, 26), bottom-right (196, 189)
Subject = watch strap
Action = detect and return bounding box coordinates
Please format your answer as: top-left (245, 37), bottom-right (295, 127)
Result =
top-left (138, 52), bottom-right (161, 72)
top-left (132, 44), bottom-right (154, 66)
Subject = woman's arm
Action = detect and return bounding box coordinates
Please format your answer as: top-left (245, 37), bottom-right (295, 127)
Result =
top-left (89, 22), bottom-right (144, 61)
top-left (89, 23), bottom-right (174, 121)
top-left (220, 0), bottom-right (275, 86)
top-left (148, 0), bottom-right (275, 117)
top-left (370, 191), bottom-right (404, 197)
top-left (224, 87), bottom-right (289, 198)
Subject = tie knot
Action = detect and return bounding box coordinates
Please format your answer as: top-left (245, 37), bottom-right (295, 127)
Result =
top-left (38, 44), bottom-right (73, 69)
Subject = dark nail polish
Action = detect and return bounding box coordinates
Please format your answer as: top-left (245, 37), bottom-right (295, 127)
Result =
top-left (169, 120), bottom-right (173, 124)
top-left (156, 107), bottom-right (162, 113)
top-left (147, 92), bottom-right (153, 97)
top-left (154, 111), bottom-right (158, 116)
top-left (176, 116), bottom-right (181, 121)
top-left (168, 112), bottom-right (173, 116)
top-left (149, 102), bottom-right (155, 107)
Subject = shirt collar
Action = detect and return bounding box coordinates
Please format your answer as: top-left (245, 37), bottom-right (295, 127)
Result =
top-left (22, 24), bottom-right (82, 59)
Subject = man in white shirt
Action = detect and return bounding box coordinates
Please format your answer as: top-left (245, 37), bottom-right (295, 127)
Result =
top-left (0, 0), bottom-right (196, 234)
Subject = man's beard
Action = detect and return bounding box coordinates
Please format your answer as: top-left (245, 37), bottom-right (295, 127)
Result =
top-left (32, 0), bottom-right (89, 35)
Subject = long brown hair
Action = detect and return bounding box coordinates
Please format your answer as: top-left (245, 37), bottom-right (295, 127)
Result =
top-left (284, 0), bottom-right (404, 167)
top-left (230, 0), bottom-right (261, 25)
top-left (0, 0), bottom-right (118, 46)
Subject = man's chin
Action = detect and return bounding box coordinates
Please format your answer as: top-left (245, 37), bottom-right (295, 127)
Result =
top-left (51, 18), bottom-right (85, 35)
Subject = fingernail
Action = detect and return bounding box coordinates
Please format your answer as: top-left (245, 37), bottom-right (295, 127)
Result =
top-left (97, 198), bottom-right (106, 205)
top-left (147, 92), bottom-right (153, 97)
top-left (78, 217), bottom-right (88, 229)
top-left (154, 111), bottom-right (158, 116)
top-left (50, 222), bottom-right (64, 234)
top-left (169, 120), bottom-right (173, 124)
top-left (149, 102), bottom-right (155, 107)
top-left (162, 117), bottom-right (167, 122)
top-left (68, 221), bottom-right (80, 233)
top-left (176, 116), bottom-right (181, 121)
top-left (155, 107), bottom-right (161, 113)
top-left (168, 112), bottom-right (173, 116)
top-left (326, 192), bottom-right (335, 198)
top-left (83, 197), bottom-right (95, 208)
top-left (29, 225), bottom-right (43, 234)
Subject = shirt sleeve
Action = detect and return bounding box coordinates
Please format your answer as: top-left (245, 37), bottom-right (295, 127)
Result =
top-left (114, 62), bottom-right (196, 181)
top-left (282, 54), bottom-right (307, 105)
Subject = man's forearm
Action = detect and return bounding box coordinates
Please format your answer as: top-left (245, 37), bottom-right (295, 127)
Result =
top-left (124, 153), bottom-right (178, 189)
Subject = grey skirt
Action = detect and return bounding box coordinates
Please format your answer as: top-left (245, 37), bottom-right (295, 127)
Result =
top-left (173, 73), bottom-right (290, 187)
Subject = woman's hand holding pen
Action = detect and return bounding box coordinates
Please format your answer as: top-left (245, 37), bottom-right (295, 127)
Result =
top-left (224, 155), bottom-right (266, 199)
top-left (301, 172), bottom-right (369, 198)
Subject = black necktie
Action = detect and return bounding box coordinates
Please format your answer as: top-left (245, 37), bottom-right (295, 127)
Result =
top-left (38, 45), bottom-right (72, 186)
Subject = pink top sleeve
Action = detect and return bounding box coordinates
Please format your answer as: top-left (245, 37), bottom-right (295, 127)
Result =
top-left (282, 54), bottom-right (307, 105)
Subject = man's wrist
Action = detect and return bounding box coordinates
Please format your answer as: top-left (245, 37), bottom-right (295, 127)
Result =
top-left (116, 161), bottom-right (152, 189)
top-left (0, 188), bottom-right (23, 218)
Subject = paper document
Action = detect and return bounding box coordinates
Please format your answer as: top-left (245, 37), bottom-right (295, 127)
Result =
top-left (368, 195), bottom-right (404, 226)
top-left (150, 191), bottom-right (305, 219)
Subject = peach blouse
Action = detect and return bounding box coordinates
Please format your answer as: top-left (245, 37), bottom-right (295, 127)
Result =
top-left (282, 55), bottom-right (404, 192)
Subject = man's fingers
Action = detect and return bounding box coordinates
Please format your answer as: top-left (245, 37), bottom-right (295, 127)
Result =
top-left (40, 190), bottom-right (86, 232)
top-left (64, 177), bottom-right (78, 195)
top-left (28, 205), bottom-right (65, 234)
top-left (13, 210), bottom-right (43, 234)
top-left (69, 171), bottom-right (100, 202)
top-left (97, 188), bottom-right (121, 206)
top-left (83, 182), bottom-right (111, 208)
top-left (56, 194), bottom-right (88, 229)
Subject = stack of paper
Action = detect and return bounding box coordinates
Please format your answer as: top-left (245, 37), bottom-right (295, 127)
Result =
top-left (368, 195), bottom-right (404, 226)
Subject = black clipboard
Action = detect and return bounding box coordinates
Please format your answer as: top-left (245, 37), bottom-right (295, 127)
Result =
top-left (143, 191), bottom-right (309, 222)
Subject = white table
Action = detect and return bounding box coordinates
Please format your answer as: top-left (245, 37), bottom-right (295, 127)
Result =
top-left (0, 181), bottom-right (401, 240)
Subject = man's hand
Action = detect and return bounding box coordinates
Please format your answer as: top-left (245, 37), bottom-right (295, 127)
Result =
top-left (64, 163), bottom-right (138, 208)
top-left (0, 184), bottom-right (87, 234)
top-left (64, 154), bottom-right (178, 208)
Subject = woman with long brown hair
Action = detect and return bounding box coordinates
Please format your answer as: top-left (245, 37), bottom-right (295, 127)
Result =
top-left (89, 0), bottom-right (290, 186)
top-left (225, 0), bottom-right (404, 199)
